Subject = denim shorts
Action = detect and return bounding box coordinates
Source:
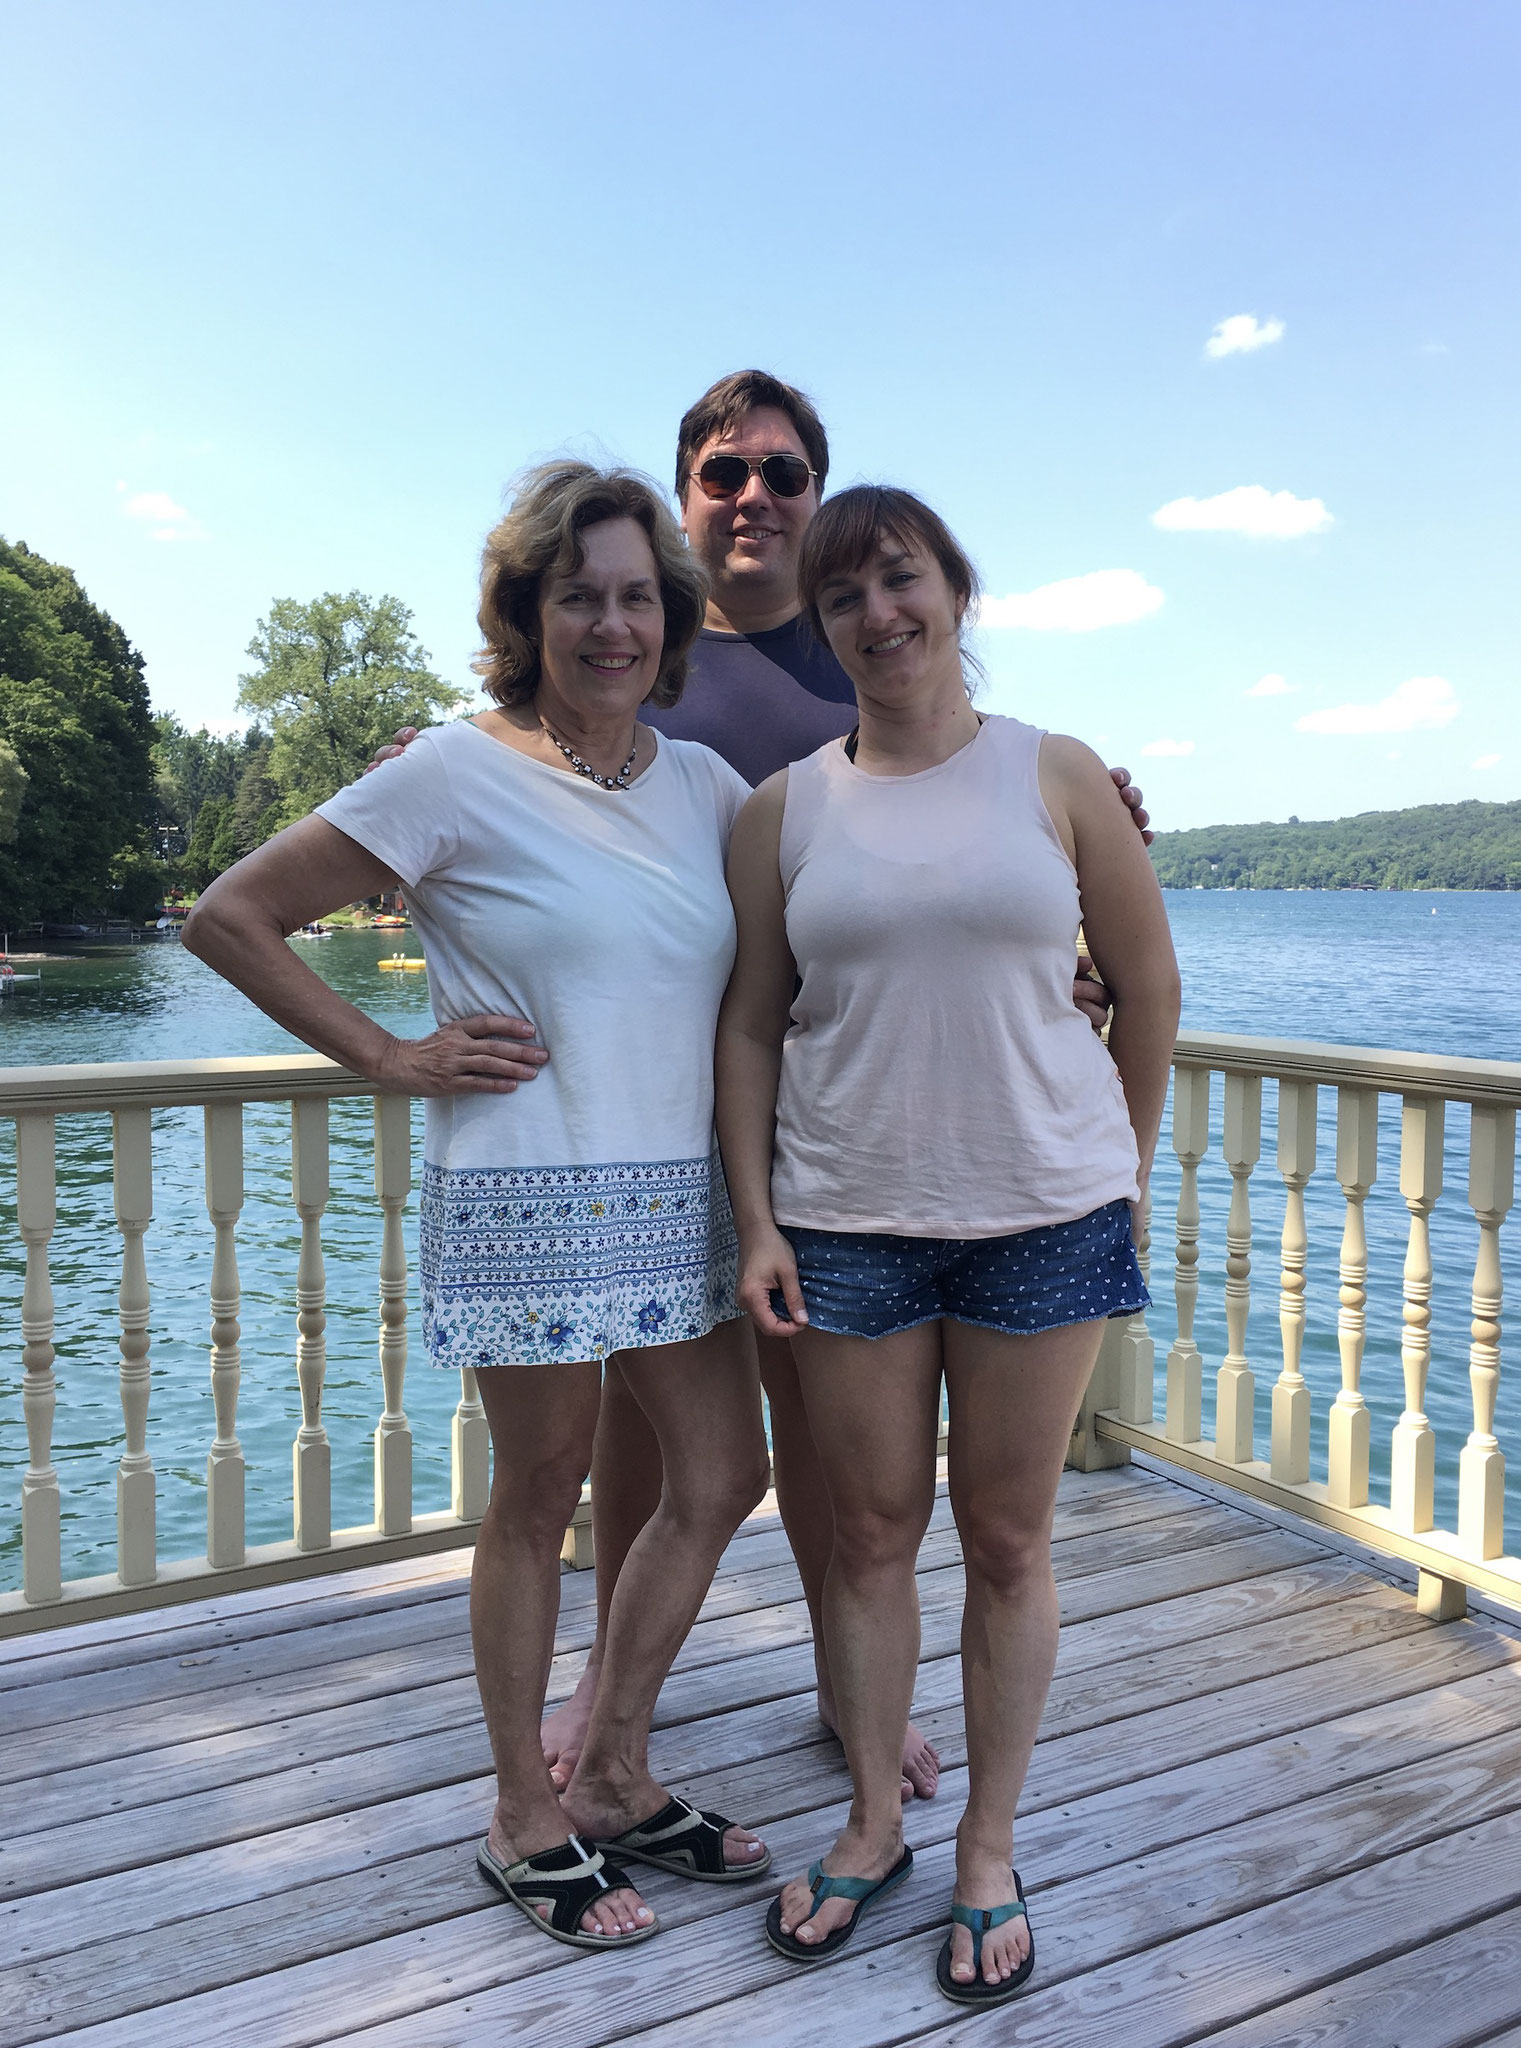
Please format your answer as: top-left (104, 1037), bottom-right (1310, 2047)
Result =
top-left (776, 1200), bottom-right (1148, 1341)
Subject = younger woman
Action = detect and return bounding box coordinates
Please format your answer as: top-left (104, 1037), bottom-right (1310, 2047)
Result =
top-left (715, 486), bottom-right (1179, 2006)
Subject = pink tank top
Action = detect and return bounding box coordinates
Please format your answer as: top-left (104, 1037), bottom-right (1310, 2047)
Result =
top-left (771, 714), bottom-right (1140, 1237)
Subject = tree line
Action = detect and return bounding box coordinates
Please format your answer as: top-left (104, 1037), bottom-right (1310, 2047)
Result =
top-left (1149, 801), bottom-right (1521, 891)
top-left (1, 538), bottom-right (459, 923)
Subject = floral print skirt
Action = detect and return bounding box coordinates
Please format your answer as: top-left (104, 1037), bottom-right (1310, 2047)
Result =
top-left (418, 1149), bottom-right (739, 1368)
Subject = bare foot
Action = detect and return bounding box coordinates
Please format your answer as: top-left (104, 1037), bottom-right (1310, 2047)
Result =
top-left (774, 1823), bottom-right (905, 1948)
top-left (818, 1699), bottom-right (940, 1803)
top-left (485, 1814), bottom-right (653, 1939)
top-left (560, 1767), bottom-right (767, 1873)
top-left (542, 1656), bottom-right (599, 1789)
top-left (946, 1850), bottom-right (1030, 1990)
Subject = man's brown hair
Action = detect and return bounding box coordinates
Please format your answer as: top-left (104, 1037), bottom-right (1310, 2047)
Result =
top-left (674, 370), bottom-right (830, 502)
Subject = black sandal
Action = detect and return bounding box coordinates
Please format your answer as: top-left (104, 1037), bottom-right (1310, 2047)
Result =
top-left (596, 1794), bottom-right (772, 1883)
top-left (935, 1868), bottom-right (1035, 2005)
top-left (765, 1845), bottom-right (915, 1964)
top-left (475, 1833), bottom-right (658, 1950)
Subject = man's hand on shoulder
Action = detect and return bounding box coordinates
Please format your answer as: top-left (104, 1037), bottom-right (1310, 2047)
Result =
top-left (363, 726), bottom-right (421, 776)
top-left (1108, 766), bottom-right (1153, 846)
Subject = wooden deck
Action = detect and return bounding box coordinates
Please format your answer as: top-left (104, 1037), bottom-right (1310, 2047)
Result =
top-left (4, 1461), bottom-right (1521, 2048)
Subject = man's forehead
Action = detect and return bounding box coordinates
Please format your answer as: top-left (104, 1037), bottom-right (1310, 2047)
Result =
top-left (700, 407), bottom-right (808, 457)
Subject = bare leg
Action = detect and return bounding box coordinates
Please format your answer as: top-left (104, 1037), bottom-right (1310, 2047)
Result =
top-left (472, 1362), bottom-right (653, 1939)
top-left (759, 1330), bottom-right (941, 1801)
top-left (540, 1360), bottom-right (660, 1787)
top-left (562, 1318), bottom-right (772, 1867)
top-left (773, 1323), bottom-right (942, 1947)
top-left (941, 1316), bottom-right (1106, 1990)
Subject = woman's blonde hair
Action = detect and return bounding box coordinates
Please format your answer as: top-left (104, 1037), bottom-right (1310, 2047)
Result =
top-left (474, 461), bottom-right (708, 708)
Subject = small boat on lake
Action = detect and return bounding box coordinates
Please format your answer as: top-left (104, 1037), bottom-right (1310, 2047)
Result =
top-left (292, 924), bottom-right (334, 940)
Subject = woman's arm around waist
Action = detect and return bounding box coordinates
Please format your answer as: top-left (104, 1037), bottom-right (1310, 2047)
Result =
top-left (715, 773), bottom-right (807, 1334)
top-left (1039, 736), bottom-right (1182, 1201)
top-left (181, 817), bottom-right (547, 1097)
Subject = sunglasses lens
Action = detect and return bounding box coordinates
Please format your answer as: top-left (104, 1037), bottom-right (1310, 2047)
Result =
top-left (760, 455), bottom-right (812, 497)
top-left (697, 456), bottom-right (751, 499)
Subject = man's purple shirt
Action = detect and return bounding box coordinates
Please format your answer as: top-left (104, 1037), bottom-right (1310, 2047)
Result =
top-left (645, 617), bottom-right (855, 786)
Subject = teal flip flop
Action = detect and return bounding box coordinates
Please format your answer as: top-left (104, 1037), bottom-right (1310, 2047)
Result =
top-left (765, 1845), bottom-right (914, 1965)
top-left (935, 1868), bottom-right (1035, 2006)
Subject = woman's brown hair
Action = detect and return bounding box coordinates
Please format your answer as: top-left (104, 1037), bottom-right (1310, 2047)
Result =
top-left (474, 462), bottom-right (708, 709)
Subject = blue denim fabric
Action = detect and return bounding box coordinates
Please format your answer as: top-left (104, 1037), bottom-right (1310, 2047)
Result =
top-left (775, 1200), bottom-right (1147, 1340)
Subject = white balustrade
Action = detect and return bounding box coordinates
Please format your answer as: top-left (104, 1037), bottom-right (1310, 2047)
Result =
top-left (291, 1096), bottom-right (333, 1552)
top-left (1166, 1066), bottom-right (1210, 1444)
top-left (1270, 1079), bottom-right (1316, 1484)
top-left (1215, 1073), bottom-right (1262, 1463)
top-left (112, 1108), bottom-right (156, 1586)
top-left (205, 1102), bottom-right (246, 1568)
top-left (4, 1034), bottom-right (1518, 1633)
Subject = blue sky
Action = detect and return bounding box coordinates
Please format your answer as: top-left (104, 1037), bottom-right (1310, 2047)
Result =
top-left (3, 0), bottom-right (1517, 829)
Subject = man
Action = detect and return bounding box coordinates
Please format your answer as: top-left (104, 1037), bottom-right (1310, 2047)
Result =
top-left (382, 369), bottom-right (1151, 1801)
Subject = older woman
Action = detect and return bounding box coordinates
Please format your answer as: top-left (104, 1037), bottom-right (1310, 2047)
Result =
top-left (716, 486), bottom-right (1180, 2005)
top-left (184, 462), bottom-right (771, 1954)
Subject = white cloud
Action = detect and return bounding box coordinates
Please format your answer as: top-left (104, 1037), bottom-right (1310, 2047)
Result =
top-left (1473, 753), bottom-right (1502, 770)
top-left (1246, 673), bottom-right (1297, 697)
top-left (979, 569), bottom-right (1164, 633)
top-left (1294, 676), bottom-right (1459, 736)
top-left (1205, 314), bottom-right (1285, 359)
top-left (121, 488), bottom-right (203, 541)
top-left (1152, 485), bottom-right (1332, 539)
top-left (1141, 738), bottom-right (1195, 758)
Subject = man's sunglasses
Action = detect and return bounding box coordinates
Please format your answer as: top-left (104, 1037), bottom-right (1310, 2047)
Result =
top-left (695, 453), bottom-right (818, 500)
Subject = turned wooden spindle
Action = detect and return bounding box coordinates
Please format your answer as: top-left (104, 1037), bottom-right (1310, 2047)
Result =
top-left (1166, 1066), bottom-right (1211, 1444)
top-left (1270, 1080), bottom-right (1317, 1485)
top-left (17, 1112), bottom-right (61, 1606)
top-left (112, 1108), bottom-right (157, 1587)
top-left (1458, 1104), bottom-right (1514, 1561)
top-left (373, 1095), bottom-right (414, 1536)
top-left (453, 1366), bottom-right (490, 1523)
top-left (1216, 1073), bottom-right (1262, 1464)
top-left (1118, 1186), bottom-right (1155, 1425)
top-left (1390, 1096), bottom-right (1443, 1534)
top-left (205, 1103), bottom-right (246, 1568)
top-left (1328, 1087), bottom-right (1378, 1509)
top-left (291, 1097), bottom-right (332, 1552)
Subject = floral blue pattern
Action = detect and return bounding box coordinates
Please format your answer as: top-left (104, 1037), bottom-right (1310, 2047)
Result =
top-left (419, 1150), bottom-right (739, 1367)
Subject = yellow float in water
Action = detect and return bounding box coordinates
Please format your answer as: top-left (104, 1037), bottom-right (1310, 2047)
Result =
top-left (378, 953), bottom-right (428, 972)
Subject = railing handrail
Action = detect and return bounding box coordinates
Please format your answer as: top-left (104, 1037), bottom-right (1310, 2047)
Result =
top-left (1173, 1031), bottom-right (1521, 1107)
top-left (0, 1053), bottom-right (372, 1115)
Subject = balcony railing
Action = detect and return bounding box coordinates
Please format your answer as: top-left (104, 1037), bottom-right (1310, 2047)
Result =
top-left (2, 1033), bottom-right (1517, 1635)
top-left (1072, 1031), bottom-right (1520, 1619)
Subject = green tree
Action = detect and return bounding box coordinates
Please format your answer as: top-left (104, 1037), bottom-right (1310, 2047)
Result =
top-left (237, 593), bottom-right (458, 822)
top-left (152, 714), bottom-right (268, 840)
top-left (0, 738), bottom-right (29, 843)
top-left (231, 741), bottom-right (283, 856)
top-left (0, 539), bottom-right (157, 923)
top-left (182, 795), bottom-right (241, 892)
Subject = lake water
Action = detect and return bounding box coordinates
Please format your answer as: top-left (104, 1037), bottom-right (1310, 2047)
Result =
top-left (1, 892), bottom-right (1518, 1590)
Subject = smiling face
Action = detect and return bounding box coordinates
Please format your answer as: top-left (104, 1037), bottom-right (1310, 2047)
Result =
top-left (814, 534), bottom-right (967, 707)
top-left (679, 405), bottom-right (820, 625)
top-left (536, 516), bottom-right (666, 718)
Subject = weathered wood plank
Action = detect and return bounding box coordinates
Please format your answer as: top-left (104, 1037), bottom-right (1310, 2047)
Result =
top-left (0, 1516), bottom-right (1319, 1789)
top-left (11, 1651), bottom-right (1521, 2043)
top-left (1193, 1899), bottom-right (1521, 2047)
top-left (98, 1719), bottom-right (1521, 2048)
top-left (0, 1466), bottom-right (1181, 1699)
top-left (0, 1538), bottom-right (1347, 1897)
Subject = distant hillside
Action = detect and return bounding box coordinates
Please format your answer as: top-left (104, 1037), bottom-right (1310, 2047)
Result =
top-left (1148, 797), bottom-right (1521, 891)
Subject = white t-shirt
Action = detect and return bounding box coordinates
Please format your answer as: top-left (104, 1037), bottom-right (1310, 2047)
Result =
top-left (319, 721), bottom-right (749, 1172)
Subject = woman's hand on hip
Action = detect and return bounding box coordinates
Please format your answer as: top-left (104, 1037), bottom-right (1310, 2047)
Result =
top-left (738, 1227), bottom-right (808, 1338)
top-left (373, 1015), bottom-right (549, 1096)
